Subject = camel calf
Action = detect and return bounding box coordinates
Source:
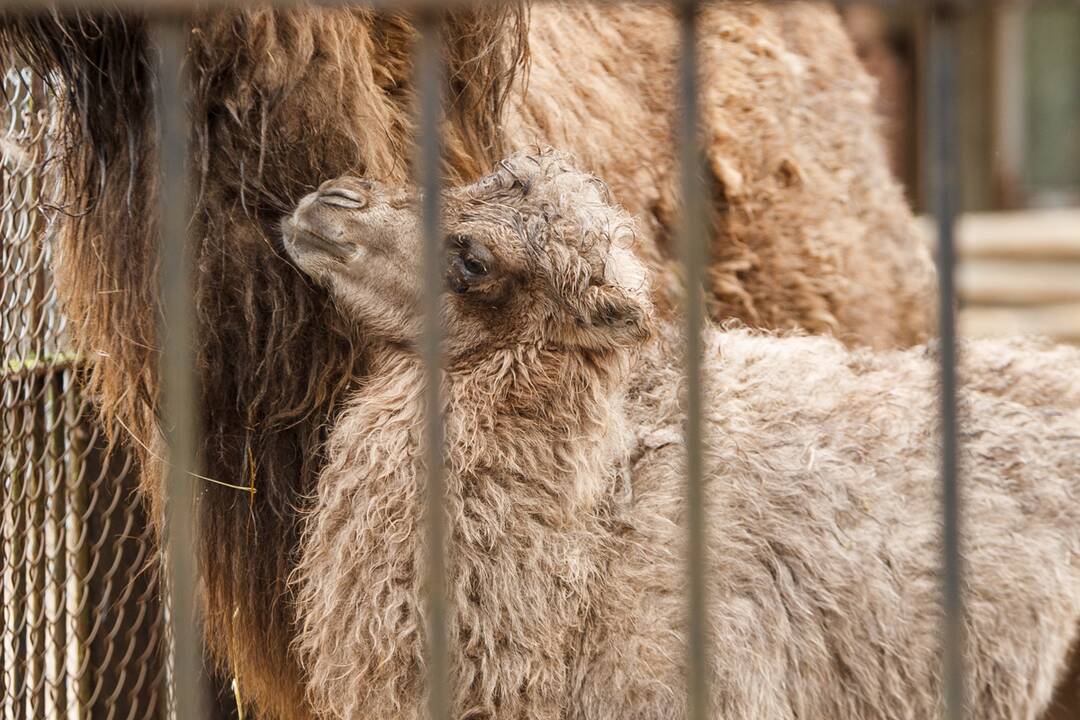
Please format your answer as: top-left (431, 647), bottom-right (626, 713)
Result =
top-left (284, 150), bottom-right (1080, 720)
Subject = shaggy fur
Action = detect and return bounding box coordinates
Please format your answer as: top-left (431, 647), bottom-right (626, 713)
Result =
top-left (508, 4), bottom-right (935, 345)
top-left (292, 151), bottom-right (1080, 720)
top-left (1, 5), bottom-right (934, 718)
top-left (1, 9), bottom-right (526, 718)
top-left (287, 151), bottom-right (654, 720)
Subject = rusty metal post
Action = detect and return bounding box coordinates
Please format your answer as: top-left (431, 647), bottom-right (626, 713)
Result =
top-left (152, 18), bottom-right (208, 719)
top-left (676, 1), bottom-right (710, 719)
top-left (416, 12), bottom-right (449, 720)
top-left (925, 3), bottom-right (965, 719)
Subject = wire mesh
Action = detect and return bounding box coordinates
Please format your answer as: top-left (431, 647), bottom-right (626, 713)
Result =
top-left (1, 59), bottom-right (167, 720)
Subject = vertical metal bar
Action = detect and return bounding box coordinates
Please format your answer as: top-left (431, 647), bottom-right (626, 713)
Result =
top-left (676, 2), bottom-right (709, 720)
top-left (925, 4), bottom-right (965, 720)
top-left (45, 372), bottom-right (66, 719)
top-left (4, 393), bottom-right (27, 720)
top-left (25, 372), bottom-right (45, 720)
top-left (152, 18), bottom-right (207, 720)
top-left (66, 396), bottom-right (93, 720)
top-left (26, 161), bottom-right (48, 720)
top-left (416, 13), bottom-right (449, 720)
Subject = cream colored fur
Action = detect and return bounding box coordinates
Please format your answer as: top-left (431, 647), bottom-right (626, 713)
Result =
top-left (290, 151), bottom-right (1080, 720)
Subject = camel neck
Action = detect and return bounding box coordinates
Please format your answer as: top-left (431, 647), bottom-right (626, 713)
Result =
top-left (303, 343), bottom-right (616, 720)
top-left (363, 343), bottom-right (626, 424)
top-left (353, 343), bottom-right (631, 510)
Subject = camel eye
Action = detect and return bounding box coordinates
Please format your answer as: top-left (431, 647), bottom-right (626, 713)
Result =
top-left (447, 240), bottom-right (495, 294)
top-left (462, 255), bottom-right (488, 277)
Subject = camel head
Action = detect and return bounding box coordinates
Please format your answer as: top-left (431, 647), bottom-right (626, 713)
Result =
top-left (282, 149), bottom-right (652, 362)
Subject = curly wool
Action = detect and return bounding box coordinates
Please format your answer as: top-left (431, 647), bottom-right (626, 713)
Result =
top-left (294, 154), bottom-right (1080, 720)
top-left (290, 151), bottom-right (643, 720)
top-left (302, 330), bottom-right (1080, 720)
top-left (585, 328), bottom-right (1080, 720)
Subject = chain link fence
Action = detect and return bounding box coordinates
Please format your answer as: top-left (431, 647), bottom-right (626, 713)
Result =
top-left (1, 61), bottom-right (167, 720)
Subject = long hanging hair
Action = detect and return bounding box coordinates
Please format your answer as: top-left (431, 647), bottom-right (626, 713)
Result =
top-left (0, 7), bottom-right (529, 717)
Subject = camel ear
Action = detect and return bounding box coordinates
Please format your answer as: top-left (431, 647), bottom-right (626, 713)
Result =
top-left (583, 284), bottom-right (651, 347)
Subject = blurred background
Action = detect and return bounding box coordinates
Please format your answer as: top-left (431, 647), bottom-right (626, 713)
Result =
top-left (843, 0), bottom-right (1080, 343)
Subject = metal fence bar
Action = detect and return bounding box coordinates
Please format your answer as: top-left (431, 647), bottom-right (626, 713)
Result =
top-left (925, 3), bottom-right (965, 720)
top-left (0, 0), bottom-right (992, 15)
top-left (676, 2), bottom-right (710, 719)
top-left (152, 17), bottom-right (207, 719)
top-left (24, 181), bottom-right (46, 720)
top-left (65, 399), bottom-right (93, 716)
top-left (44, 369), bottom-right (66, 719)
top-left (416, 12), bottom-right (449, 720)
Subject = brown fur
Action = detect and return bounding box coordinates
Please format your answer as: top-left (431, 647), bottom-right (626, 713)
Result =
top-left (288, 151), bottom-right (654, 720)
top-left (509, 4), bottom-right (934, 345)
top-left (292, 151), bottom-right (1080, 720)
top-left (2, 9), bottom-right (526, 718)
top-left (1, 5), bottom-right (933, 718)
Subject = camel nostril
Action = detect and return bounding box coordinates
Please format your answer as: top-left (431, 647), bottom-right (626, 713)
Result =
top-left (316, 177), bottom-right (376, 206)
top-left (317, 187), bottom-right (368, 210)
